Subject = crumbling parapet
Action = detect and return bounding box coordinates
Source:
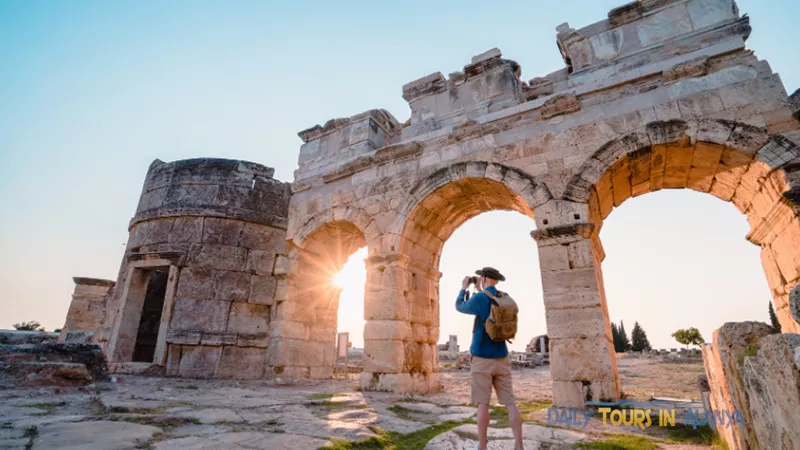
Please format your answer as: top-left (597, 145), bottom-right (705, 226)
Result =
top-left (100, 158), bottom-right (291, 380)
top-left (59, 277), bottom-right (115, 344)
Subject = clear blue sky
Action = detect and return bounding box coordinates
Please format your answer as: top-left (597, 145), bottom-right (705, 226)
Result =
top-left (1, 1), bottom-right (797, 351)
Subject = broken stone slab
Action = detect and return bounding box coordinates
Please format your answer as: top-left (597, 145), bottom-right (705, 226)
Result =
top-left (0, 343), bottom-right (108, 381)
top-left (63, 331), bottom-right (93, 345)
top-left (0, 331), bottom-right (59, 346)
top-left (170, 424), bottom-right (233, 438)
top-left (1, 362), bottom-right (92, 387)
top-left (32, 420), bottom-right (162, 450)
top-left (176, 408), bottom-right (244, 424)
top-left (152, 432), bottom-right (330, 450)
top-left (740, 333), bottom-right (800, 450)
top-left (471, 48), bottom-right (502, 64)
top-left (424, 423), bottom-right (588, 449)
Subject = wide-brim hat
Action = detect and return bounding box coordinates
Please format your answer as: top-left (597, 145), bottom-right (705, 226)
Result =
top-left (475, 267), bottom-right (505, 281)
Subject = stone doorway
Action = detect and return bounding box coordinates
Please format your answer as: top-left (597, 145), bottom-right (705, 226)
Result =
top-left (108, 257), bottom-right (179, 366)
top-left (132, 269), bottom-right (169, 363)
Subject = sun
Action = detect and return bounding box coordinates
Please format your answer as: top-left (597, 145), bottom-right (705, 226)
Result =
top-left (333, 248), bottom-right (368, 289)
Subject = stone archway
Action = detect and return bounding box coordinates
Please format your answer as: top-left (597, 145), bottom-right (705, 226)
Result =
top-left (356, 161), bottom-right (552, 393)
top-left (535, 118), bottom-right (800, 407)
top-left (269, 219), bottom-right (369, 379)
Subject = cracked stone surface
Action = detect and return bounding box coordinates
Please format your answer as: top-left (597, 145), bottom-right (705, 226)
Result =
top-left (425, 423), bottom-right (588, 450)
top-left (32, 421), bottom-right (162, 450)
top-left (0, 370), bottom-right (717, 449)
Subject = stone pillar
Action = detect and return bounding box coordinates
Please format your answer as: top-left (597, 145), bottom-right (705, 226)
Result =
top-left (448, 335), bottom-right (458, 359)
top-left (59, 277), bottom-right (115, 343)
top-left (539, 336), bottom-right (546, 357)
top-left (532, 200), bottom-right (620, 408)
top-left (360, 253), bottom-right (438, 393)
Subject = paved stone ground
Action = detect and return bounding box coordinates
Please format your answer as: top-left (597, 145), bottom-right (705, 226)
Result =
top-left (0, 359), bottom-right (714, 449)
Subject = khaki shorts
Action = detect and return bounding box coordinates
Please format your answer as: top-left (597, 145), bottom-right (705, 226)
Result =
top-left (470, 355), bottom-right (516, 405)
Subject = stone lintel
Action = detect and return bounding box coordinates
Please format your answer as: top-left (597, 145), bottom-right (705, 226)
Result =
top-left (126, 250), bottom-right (185, 265)
top-left (531, 223), bottom-right (595, 245)
top-left (72, 277), bottom-right (116, 288)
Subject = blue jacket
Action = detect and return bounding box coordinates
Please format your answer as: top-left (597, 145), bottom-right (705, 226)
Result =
top-left (456, 285), bottom-right (508, 359)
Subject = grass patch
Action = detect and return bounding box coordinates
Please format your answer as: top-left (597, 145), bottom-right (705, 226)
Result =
top-left (322, 421), bottom-right (462, 450)
top-left (662, 423), bottom-right (715, 445)
top-left (307, 393), bottom-right (347, 400)
top-left (387, 405), bottom-right (424, 423)
top-left (23, 426), bottom-right (38, 438)
top-left (486, 401), bottom-right (551, 428)
top-left (576, 433), bottom-right (660, 450)
top-left (23, 402), bottom-right (66, 415)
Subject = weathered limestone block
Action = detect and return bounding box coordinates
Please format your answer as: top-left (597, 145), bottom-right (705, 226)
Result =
top-left (363, 340), bottom-right (405, 373)
top-left (178, 345), bottom-right (222, 378)
top-left (359, 372), bottom-right (413, 394)
top-left (663, 57), bottom-right (710, 84)
top-left (545, 308), bottom-right (610, 340)
top-left (187, 244), bottom-right (248, 272)
top-left (790, 286), bottom-right (800, 325)
top-left (170, 299), bottom-right (230, 332)
top-left (549, 336), bottom-right (617, 381)
top-left (702, 321), bottom-right (774, 450)
top-left (249, 274), bottom-right (277, 305)
top-left (1, 362), bottom-right (93, 387)
top-left (740, 333), bottom-right (800, 450)
top-left (202, 218), bottom-right (244, 246)
top-left (217, 346), bottom-right (266, 379)
top-left (60, 277), bottom-right (114, 343)
top-left (540, 94), bottom-right (580, 120)
top-left (227, 302), bottom-right (269, 335)
top-left (364, 289), bottom-right (410, 321)
top-left (364, 320), bottom-right (412, 341)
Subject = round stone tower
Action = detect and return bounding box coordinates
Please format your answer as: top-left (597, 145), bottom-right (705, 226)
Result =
top-left (99, 158), bottom-right (290, 379)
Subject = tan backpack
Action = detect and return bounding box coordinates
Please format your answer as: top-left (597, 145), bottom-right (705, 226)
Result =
top-left (481, 290), bottom-right (519, 343)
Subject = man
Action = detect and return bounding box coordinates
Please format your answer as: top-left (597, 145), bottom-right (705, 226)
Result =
top-left (456, 267), bottom-right (524, 450)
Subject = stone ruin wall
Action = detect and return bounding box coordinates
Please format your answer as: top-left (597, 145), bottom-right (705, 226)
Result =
top-left (95, 158), bottom-right (291, 379)
top-left (702, 322), bottom-right (800, 450)
top-left (286, 0), bottom-right (800, 403)
top-left (56, 0), bottom-right (800, 413)
top-left (58, 277), bottom-right (115, 343)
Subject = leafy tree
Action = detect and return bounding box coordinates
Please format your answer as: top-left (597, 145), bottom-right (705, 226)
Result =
top-left (13, 321), bottom-right (45, 331)
top-left (631, 322), bottom-right (652, 352)
top-left (768, 301), bottom-right (782, 333)
top-left (619, 321), bottom-right (631, 352)
top-left (672, 327), bottom-right (705, 349)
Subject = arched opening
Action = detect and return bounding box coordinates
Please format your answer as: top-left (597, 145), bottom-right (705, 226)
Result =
top-left (275, 220), bottom-right (367, 379)
top-left (546, 118), bottom-right (800, 407)
top-left (601, 189), bottom-right (770, 401)
top-left (357, 161), bottom-right (552, 393)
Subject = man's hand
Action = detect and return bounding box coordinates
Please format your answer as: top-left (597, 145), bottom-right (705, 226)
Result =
top-left (461, 276), bottom-right (471, 290)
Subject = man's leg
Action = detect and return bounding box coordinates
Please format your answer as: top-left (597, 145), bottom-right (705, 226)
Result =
top-left (476, 402), bottom-right (490, 450)
top-left (470, 356), bottom-right (493, 450)
top-left (505, 402), bottom-right (524, 450)
top-left (494, 357), bottom-right (523, 449)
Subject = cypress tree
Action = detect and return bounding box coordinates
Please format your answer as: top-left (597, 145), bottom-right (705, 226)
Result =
top-left (611, 322), bottom-right (623, 353)
top-left (631, 321), bottom-right (652, 352)
top-left (768, 301), bottom-right (782, 333)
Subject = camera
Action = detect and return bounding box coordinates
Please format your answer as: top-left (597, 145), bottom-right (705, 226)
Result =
top-left (468, 276), bottom-right (478, 285)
